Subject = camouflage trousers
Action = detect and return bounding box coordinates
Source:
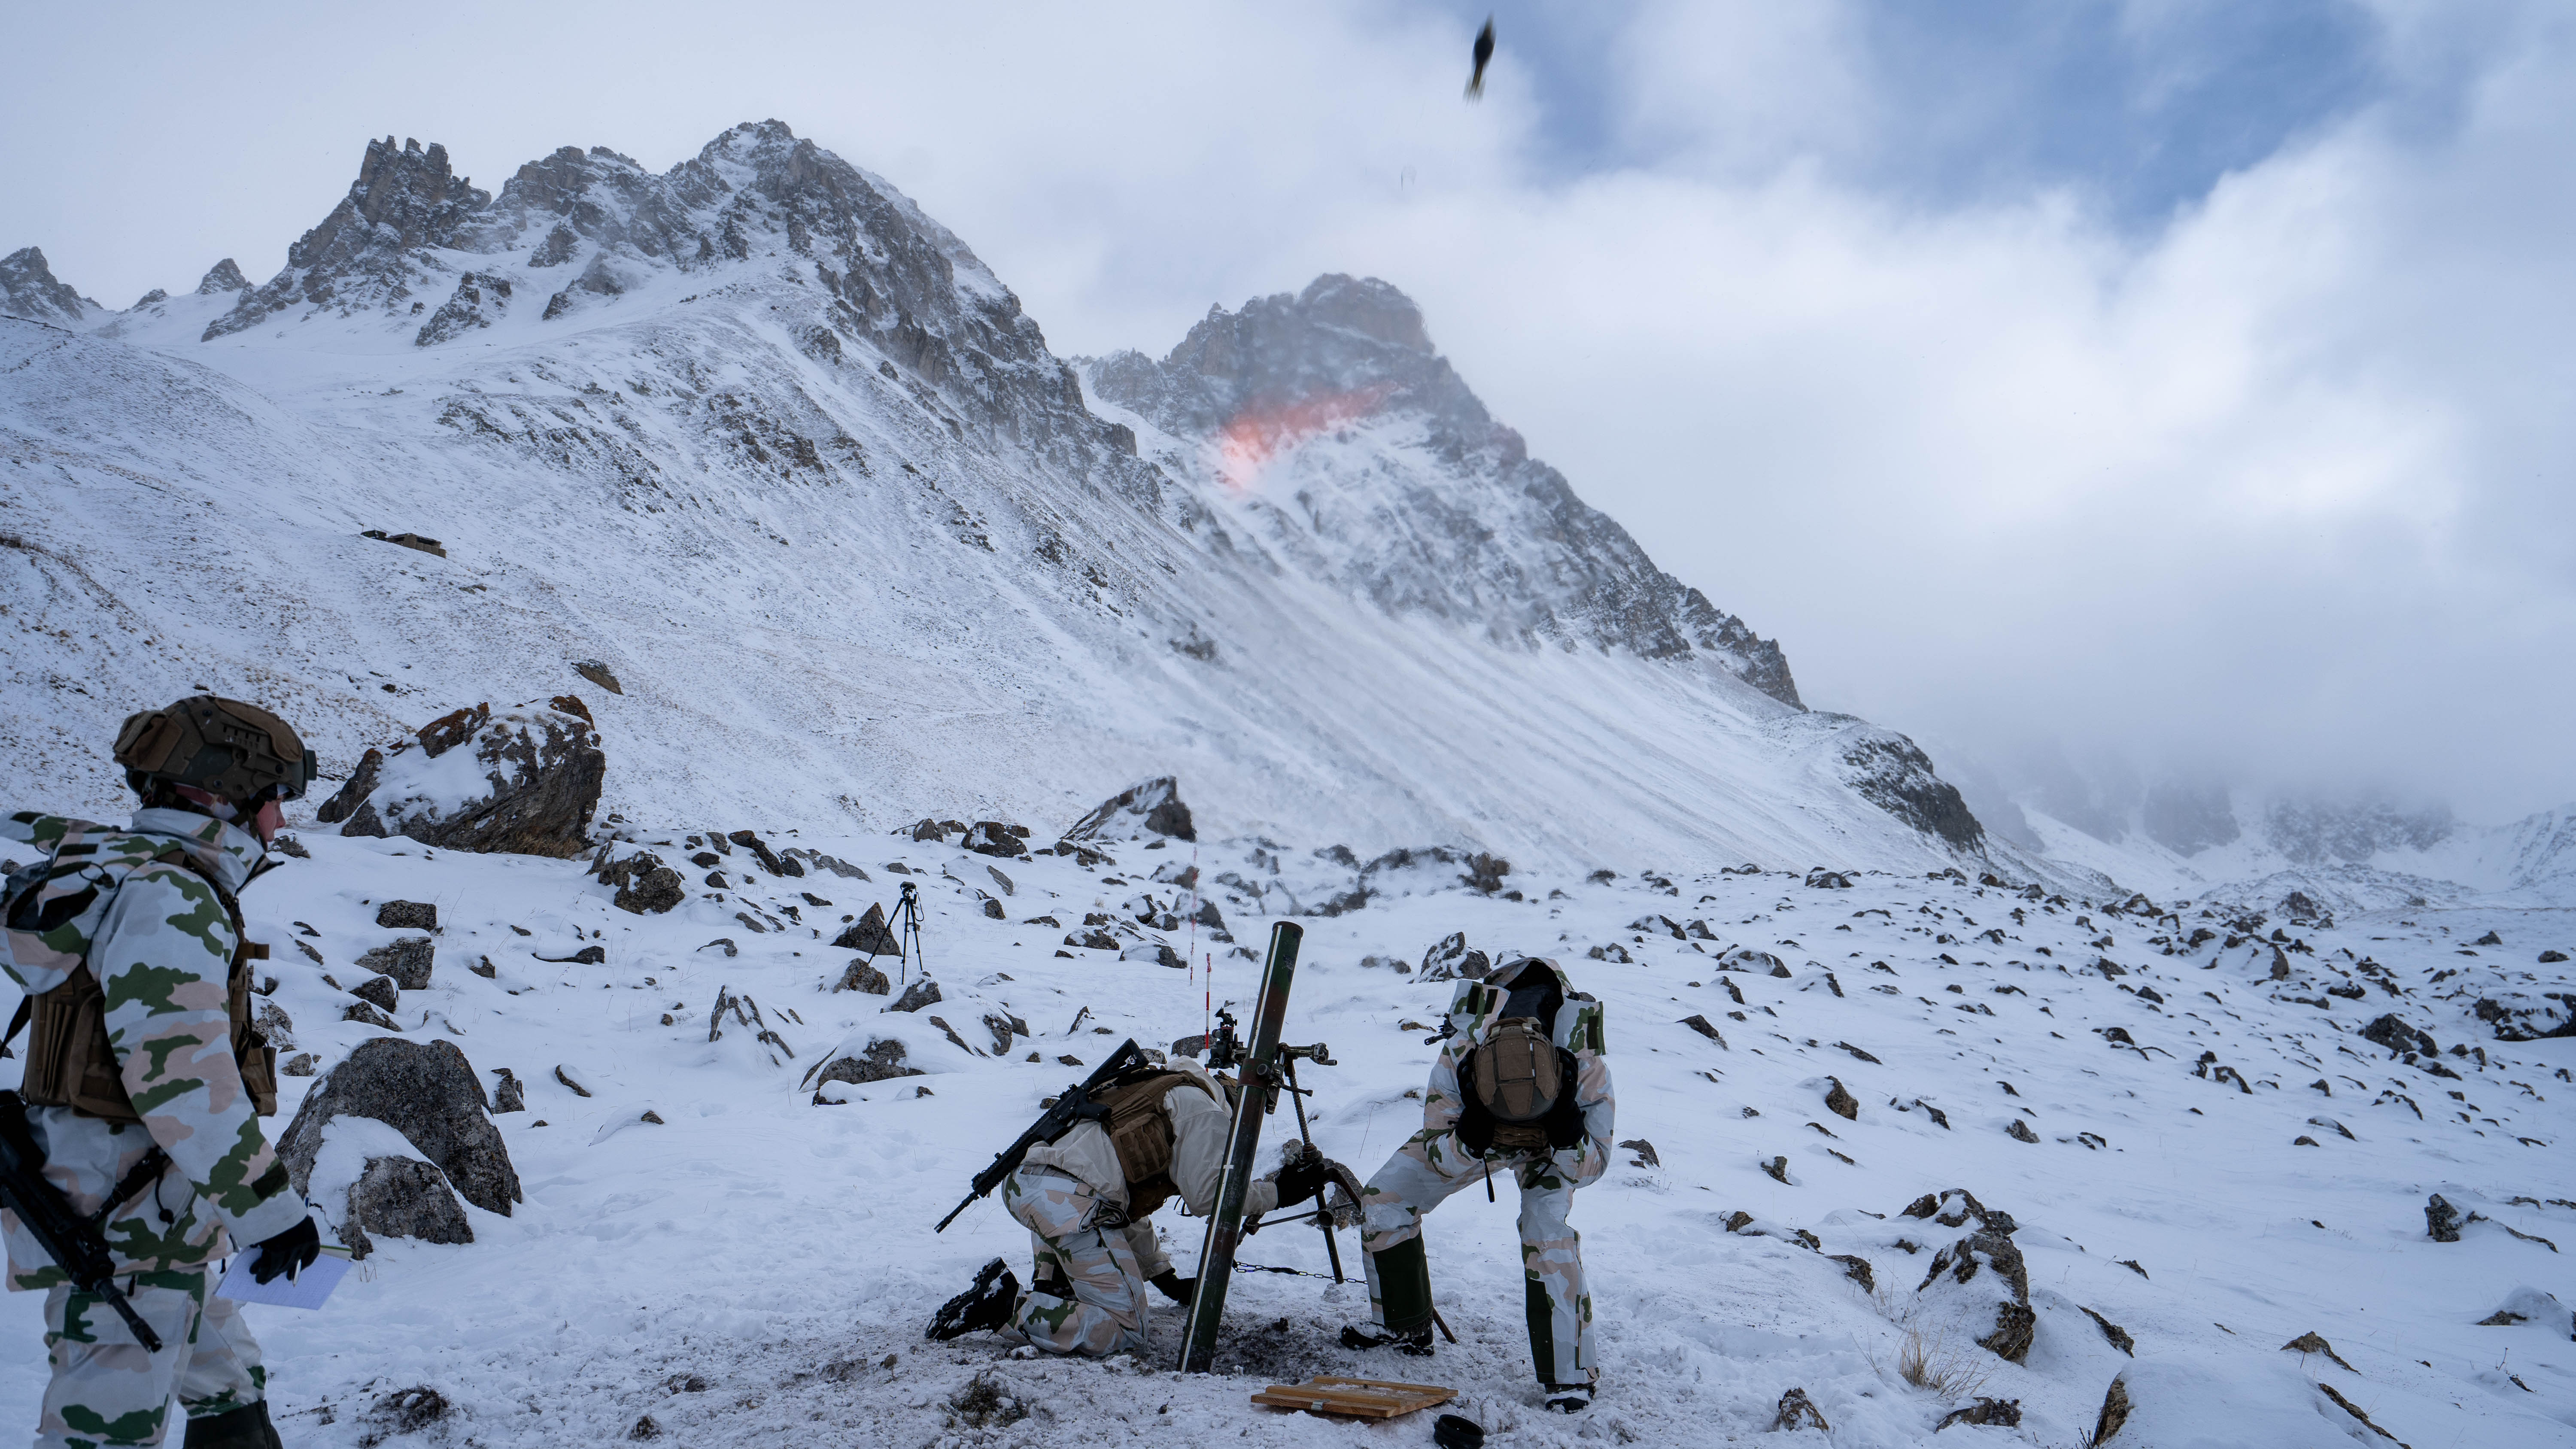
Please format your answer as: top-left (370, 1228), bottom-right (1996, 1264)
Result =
top-left (1000, 1167), bottom-right (1148, 1358)
top-left (1360, 1135), bottom-right (1597, 1386)
top-left (36, 1269), bottom-right (264, 1448)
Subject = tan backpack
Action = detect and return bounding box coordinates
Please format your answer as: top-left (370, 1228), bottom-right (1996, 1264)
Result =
top-left (1468, 1016), bottom-right (1565, 1153)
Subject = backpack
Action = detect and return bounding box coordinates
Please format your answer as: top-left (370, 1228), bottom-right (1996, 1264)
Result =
top-left (1457, 965), bottom-right (1586, 1156)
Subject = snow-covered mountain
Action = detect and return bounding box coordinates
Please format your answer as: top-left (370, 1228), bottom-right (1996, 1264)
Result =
top-left (1972, 756), bottom-right (2576, 912)
top-left (1, 122), bottom-right (1986, 876)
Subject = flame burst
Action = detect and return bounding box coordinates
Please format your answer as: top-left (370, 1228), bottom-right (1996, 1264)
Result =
top-left (1214, 386), bottom-right (1393, 492)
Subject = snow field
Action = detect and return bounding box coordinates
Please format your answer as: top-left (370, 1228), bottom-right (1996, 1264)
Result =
top-left (0, 826), bottom-right (2564, 1445)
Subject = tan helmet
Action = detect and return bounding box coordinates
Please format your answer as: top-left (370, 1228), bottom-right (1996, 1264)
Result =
top-left (113, 696), bottom-right (318, 803)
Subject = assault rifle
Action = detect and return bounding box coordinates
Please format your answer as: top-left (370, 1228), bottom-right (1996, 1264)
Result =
top-left (0, 1089), bottom-right (166, 1351)
top-left (934, 1038), bottom-right (1147, 1233)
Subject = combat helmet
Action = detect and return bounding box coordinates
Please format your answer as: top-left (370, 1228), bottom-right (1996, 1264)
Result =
top-left (113, 696), bottom-right (318, 804)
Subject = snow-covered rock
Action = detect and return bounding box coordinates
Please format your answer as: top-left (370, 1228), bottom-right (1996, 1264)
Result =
top-left (315, 699), bottom-right (604, 858)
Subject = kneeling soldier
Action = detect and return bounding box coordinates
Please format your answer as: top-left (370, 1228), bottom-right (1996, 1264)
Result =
top-left (2, 698), bottom-right (325, 1448)
top-left (928, 1056), bottom-right (1327, 1355)
top-left (1345, 955), bottom-right (1613, 1413)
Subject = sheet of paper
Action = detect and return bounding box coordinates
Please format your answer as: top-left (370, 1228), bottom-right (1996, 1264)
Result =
top-left (213, 1248), bottom-right (352, 1309)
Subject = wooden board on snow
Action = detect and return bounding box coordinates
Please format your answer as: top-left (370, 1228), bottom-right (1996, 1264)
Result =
top-left (1250, 1376), bottom-right (1457, 1419)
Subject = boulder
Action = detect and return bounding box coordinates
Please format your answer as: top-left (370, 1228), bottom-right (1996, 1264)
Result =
top-left (834, 959), bottom-right (891, 994)
top-left (2360, 1015), bottom-right (2439, 1057)
top-left (1771, 1388), bottom-right (1829, 1432)
top-left (490, 1068), bottom-right (525, 1113)
top-left (2426, 1193), bottom-right (2463, 1242)
top-left (316, 700), bottom-right (604, 857)
top-left (962, 822), bottom-right (1027, 858)
top-left (355, 937), bottom-right (434, 990)
top-left (889, 978), bottom-right (942, 1013)
top-left (1060, 776), bottom-right (1196, 847)
top-left (375, 901), bottom-right (437, 930)
top-left (1804, 868), bottom-right (1855, 889)
top-left (352, 976), bottom-right (400, 1012)
top-left (1823, 1077), bottom-right (1858, 1121)
top-left (1900, 1190), bottom-right (2017, 1234)
top-left (1935, 1399), bottom-right (2021, 1431)
top-left (1418, 933), bottom-right (1491, 982)
top-left (344, 1155), bottom-right (473, 1259)
top-left (599, 849), bottom-right (684, 914)
top-left (832, 903), bottom-right (900, 955)
top-left (802, 1036), bottom-right (925, 1100)
top-left (727, 830), bottom-right (796, 875)
top-left (1122, 941), bottom-right (1185, 969)
top-left (276, 1038), bottom-right (521, 1215)
top-left (1917, 1230), bottom-right (2034, 1362)
top-left (342, 1000), bottom-right (398, 1030)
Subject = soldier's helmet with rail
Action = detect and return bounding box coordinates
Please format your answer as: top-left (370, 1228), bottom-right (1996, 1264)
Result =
top-left (112, 695), bottom-right (317, 805)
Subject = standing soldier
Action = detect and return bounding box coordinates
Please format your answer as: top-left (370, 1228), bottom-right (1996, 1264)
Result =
top-left (927, 1055), bottom-right (1330, 1355)
top-left (1343, 954), bottom-right (1613, 1413)
top-left (1, 697), bottom-right (326, 1449)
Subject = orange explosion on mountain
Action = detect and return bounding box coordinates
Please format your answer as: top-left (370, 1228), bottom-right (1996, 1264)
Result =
top-left (1214, 385), bottom-right (1394, 491)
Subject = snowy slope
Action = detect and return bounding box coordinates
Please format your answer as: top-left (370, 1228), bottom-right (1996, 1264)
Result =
top-left (3, 122), bottom-right (1985, 879)
top-left (0, 823), bottom-right (2562, 1445)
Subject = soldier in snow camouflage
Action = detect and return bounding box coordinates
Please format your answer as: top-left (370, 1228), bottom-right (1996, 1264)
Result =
top-left (1346, 955), bottom-right (1613, 1413)
top-left (2, 698), bottom-right (325, 1449)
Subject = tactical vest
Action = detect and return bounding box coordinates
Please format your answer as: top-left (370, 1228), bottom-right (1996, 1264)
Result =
top-left (9, 847), bottom-right (277, 1122)
top-left (1093, 1069), bottom-right (1194, 1217)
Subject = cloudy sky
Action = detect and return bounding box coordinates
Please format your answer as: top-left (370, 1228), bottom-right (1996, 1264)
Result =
top-left (8, 1), bottom-right (2572, 822)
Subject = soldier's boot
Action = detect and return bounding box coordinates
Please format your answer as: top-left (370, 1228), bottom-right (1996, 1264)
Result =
top-left (1345, 1237), bottom-right (1434, 1355)
top-left (1340, 1322), bottom-right (1434, 1355)
top-left (1543, 1382), bottom-right (1595, 1414)
top-left (926, 1258), bottom-right (1020, 1341)
top-left (187, 1399), bottom-right (285, 1448)
top-left (1146, 1270), bottom-right (1195, 1305)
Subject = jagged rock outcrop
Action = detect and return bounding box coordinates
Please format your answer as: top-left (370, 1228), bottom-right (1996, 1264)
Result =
top-left (1084, 274), bottom-right (1803, 707)
top-left (195, 258), bottom-right (252, 295)
top-left (1835, 728), bottom-right (1985, 851)
top-left (1062, 776), bottom-right (1196, 846)
top-left (316, 699), bottom-right (604, 857)
top-left (0, 247), bottom-right (96, 326)
top-left (208, 137), bottom-right (491, 339)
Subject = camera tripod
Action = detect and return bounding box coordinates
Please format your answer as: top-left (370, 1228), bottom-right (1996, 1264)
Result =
top-left (863, 880), bottom-right (928, 983)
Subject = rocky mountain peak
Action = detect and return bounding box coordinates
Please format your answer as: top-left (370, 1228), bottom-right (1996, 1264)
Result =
top-left (1088, 274), bottom-right (1804, 708)
top-left (1101, 273), bottom-right (1471, 440)
top-left (299, 136), bottom-right (488, 267)
top-left (0, 246), bottom-right (97, 326)
top-left (207, 135), bottom-right (491, 340)
top-left (195, 258), bottom-right (251, 295)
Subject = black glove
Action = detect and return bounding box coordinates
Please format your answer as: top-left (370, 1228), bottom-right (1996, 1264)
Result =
top-left (1149, 1270), bottom-right (1197, 1304)
top-left (249, 1218), bottom-right (321, 1285)
top-left (1274, 1159), bottom-right (1329, 1206)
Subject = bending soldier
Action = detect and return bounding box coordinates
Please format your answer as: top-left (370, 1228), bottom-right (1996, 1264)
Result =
top-left (1, 697), bottom-right (325, 1449)
top-left (928, 1055), bottom-right (1329, 1355)
top-left (1345, 955), bottom-right (1613, 1413)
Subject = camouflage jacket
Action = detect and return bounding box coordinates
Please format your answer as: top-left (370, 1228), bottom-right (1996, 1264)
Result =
top-left (1422, 957), bottom-right (1614, 1183)
top-left (0, 808), bottom-right (304, 1285)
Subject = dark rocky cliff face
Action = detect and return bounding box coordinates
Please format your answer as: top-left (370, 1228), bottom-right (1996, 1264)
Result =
top-left (1088, 274), bottom-right (1803, 708)
top-left (0, 247), bottom-right (96, 326)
